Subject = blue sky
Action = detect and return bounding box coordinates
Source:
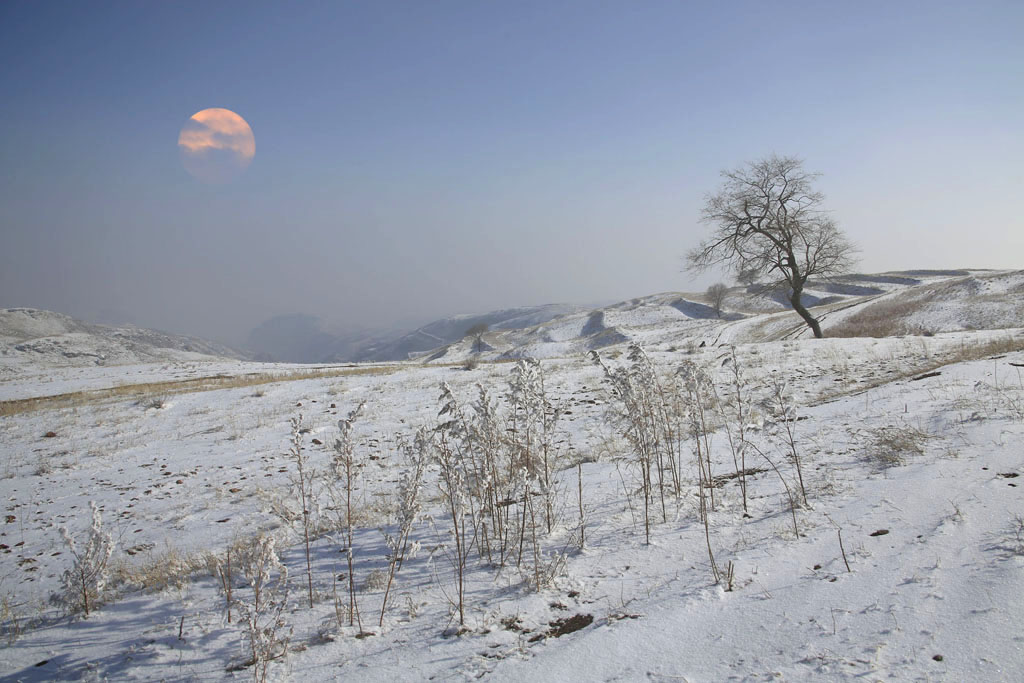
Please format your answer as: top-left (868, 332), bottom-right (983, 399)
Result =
top-left (1, 1), bottom-right (1021, 343)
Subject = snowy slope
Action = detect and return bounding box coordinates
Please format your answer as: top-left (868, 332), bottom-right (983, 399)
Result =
top-left (818, 270), bottom-right (1024, 337)
top-left (0, 309), bottom-right (249, 380)
top-left (2, 273), bottom-right (1024, 681)
top-left (1, 327), bottom-right (1022, 680)
top-left (337, 304), bottom-right (590, 362)
top-left (418, 270), bottom-right (1023, 364)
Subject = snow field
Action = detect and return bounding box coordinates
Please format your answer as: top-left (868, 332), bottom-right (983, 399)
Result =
top-left (0, 332), bottom-right (1022, 680)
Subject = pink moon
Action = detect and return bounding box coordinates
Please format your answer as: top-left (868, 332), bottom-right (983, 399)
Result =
top-left (178, 108), bottom-right (255, 183)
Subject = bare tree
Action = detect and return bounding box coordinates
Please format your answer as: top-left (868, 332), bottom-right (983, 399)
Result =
top-left (465, 323), bottom-right (489, 354)
top-left (687, 155), bottom-right (857, 338)
top-left (736, 267), bottom-right (760, 288)
top-left (705, 283), bottom-right (728, 318)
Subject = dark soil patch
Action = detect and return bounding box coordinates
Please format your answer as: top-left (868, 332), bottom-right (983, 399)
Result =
top-left (912, 371), bottom-right (942, 381)
top-left (548, 613), bottom-right (593, 638)
top-left (711, 467), bottom-right (767, 487)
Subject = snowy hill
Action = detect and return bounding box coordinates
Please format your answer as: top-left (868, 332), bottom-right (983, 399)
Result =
top-left (243, 305), bottom-right (590, 363)
top-left (420, 269), bottom-right (1024, 363)
top-left (1, 270), bottom-right (1023, 681)
top-left (327, 303), bottom-right (590, 362)
top-left (0, 308), bottom-right (249, 379)
top-left (818, 270), bottom-right (1024, 337)
top-left (244, 270), bottom-right (1022, 365)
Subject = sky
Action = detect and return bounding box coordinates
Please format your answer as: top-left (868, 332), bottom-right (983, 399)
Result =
top-left (1, 1), bottom-right (1022, 345)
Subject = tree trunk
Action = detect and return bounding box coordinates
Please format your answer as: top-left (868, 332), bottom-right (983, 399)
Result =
top-left (789, 288), bottom-right (823, 338)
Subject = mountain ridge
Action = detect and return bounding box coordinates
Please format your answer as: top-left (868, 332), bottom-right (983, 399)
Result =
top-left (4, 269), bottom-right (1020, 375)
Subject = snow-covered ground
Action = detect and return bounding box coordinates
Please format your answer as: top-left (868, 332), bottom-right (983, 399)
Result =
top-left (421, 270), bottom-right (1023, 364)
top-left (1, 298), bottom-right (1023, 680)
top-left (0, 308), bottom-right (249, 383)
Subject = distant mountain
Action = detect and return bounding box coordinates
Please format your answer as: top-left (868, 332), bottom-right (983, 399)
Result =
top-left (9, 269), bottom-right (1019, 376)
top-left (246, 270), bottom-right (1024, 365)
top-left (0, 308), bottom-right (250, 377)
top-left (246, 305), bottom-right (590, 363)
top-left (246, 314), bottom-right (360, 363)
top-left (333, 304), bottom-right (590, 363)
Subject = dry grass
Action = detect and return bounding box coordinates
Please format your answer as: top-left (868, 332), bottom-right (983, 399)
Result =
top-left (0, 365), bottom-right (401, 417)
top-left (112, 545), bottom-right (214, 594)
top-left (941, 333), bottom-right (1024, 364)
top-left (0, 357), bottom-right (522, 418)
top-left (828, 293), bottom-right (938, 338)
top-left (813, 332), bottom-right (1024, 406)
top-left (830, 273), bottom-right (1024, 339)
top-left (863, 423), bottom-right (931, 468)
top-left (0, 591), bottom-right (30, 645)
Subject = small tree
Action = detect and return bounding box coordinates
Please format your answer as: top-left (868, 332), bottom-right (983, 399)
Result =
top-left (687, 155), bottom-right (857, 338)
top-left (736, 267), bottom-right (760, 288)
top-left (465, 323), bottom-right (489, 354)
top-left (705, 283), bottom-right (729, 318)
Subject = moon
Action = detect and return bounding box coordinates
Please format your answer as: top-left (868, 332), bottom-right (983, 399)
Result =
top-left (178, 108), bottom-right (255, 183)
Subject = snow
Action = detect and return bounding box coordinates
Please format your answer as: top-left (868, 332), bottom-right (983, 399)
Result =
top-left (0, 308), bottom-right (248, 383)
top-left (1, 296), bottom-right (1024, 680)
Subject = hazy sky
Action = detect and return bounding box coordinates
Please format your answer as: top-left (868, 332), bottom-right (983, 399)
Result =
top-left (2, 1), bottom-right (1021, 344)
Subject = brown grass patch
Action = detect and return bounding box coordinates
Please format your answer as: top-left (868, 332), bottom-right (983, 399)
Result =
top-left (0, 365), bottom-right (401, 417)
top-left (828, 291), bottom-right (939, 338)
top-left (112, 545), bottom-right (213, 594)
top-left (863, 423), bottom-right (931, 468)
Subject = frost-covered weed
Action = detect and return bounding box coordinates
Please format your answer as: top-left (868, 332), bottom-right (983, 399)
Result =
top-left (769, 373), bottom-right (808, 504)
top-left (233, 535), bottom-right (291, 683)
top-left (142, 396), bottom-right (166, 410)
top-left (716, 347), bottom-right (753, 513)
top-left (426, 359), bottom-right (569, 622)
top-left (508, 358), bottom-right (565, 533)
top-left (678, 359), bottom-right (724, 582)
top-left (332, 401), bottom-right (367, 631)
top-left (0, 591), bottom-right (34, 645)
top-left (52, 501), bottom-right (115, 618)
top-left (592, 344), bottom-right (689, 544)
top-left (114, 544), bottom-right (209, 594)
top-left (378, 427), bottom-right (428, 626)
top-left (435, 384), bottom-right (471, 626)
top-left (508, 359), bottom-right (567, 585)
top-left (286, 415), bottom-right (317, 609)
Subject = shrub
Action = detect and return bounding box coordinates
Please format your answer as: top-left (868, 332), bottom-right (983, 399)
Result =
top-left (52, 502), bottom-right (115, 618)
top-left (114, 545), bottom-right (209, 594)
top-left (234, 535), bottom-right (291, 683)
top-left (143, 396), bottom-right (167, 410)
